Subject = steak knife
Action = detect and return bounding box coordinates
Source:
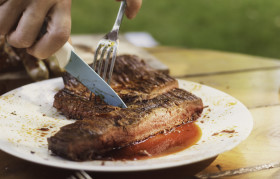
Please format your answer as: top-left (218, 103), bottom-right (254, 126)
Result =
top-left (54, 42), bottom-right (127, 108)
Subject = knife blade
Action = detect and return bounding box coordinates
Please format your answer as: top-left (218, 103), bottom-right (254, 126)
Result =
top-left (54, 42), bottom-right (127, 108)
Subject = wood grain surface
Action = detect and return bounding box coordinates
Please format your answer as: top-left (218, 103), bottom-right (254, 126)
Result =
top-left (147, 46), bottom-right (280, 178)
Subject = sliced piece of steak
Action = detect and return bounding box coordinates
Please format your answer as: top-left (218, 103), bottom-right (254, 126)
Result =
top-left (48, 55), bottom-right (203, 161)
top-left (48, 88), bottom-right (203, 161)
top-left (62, 55), bottom-right (178, 104)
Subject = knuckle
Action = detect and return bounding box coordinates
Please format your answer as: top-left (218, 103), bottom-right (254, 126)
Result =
top-left (36, 53), bottom-right (48, 60)
top-left (38, 51), bottom-right (51, 59)
top-left (16, 38), bottom-right (33, 48)
top-left (8, 34), bottom-right (34, 48)
top-left (50, 29), bottom-right (70, 45)
top-left (27, 48), bottom-right (47, 59)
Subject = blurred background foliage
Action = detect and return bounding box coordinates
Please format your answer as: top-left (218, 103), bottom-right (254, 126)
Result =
top-left (72, 0), bottom-right (280, 59)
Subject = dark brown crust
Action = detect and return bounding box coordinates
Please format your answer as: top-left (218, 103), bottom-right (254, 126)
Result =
top-left (62, 55), bottom-right (178, 104)
top-left (48, 55), bottom-right (203, 161)
top-left (49, 88), bottom-right (203, 160)
top-left (111, 55), bottom-right (178, 103)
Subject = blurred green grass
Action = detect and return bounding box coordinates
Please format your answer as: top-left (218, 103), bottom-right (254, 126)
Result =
top-left (72, 0), bottom-right (280, 59)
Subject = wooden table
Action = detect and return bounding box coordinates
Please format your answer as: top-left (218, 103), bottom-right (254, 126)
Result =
top-left (147, 47), bottom-right (280, 178)
top-left (1, 44), bottom-right (280, 178)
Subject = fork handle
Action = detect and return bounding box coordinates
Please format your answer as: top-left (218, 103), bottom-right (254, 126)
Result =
top-left (54, 42), bottom-right (74, 69)
top-left (112, 0), bottom-right (126, 31)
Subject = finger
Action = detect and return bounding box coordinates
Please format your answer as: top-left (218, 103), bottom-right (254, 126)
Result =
top-left (0, 0), bottom-right (26, 35)
top-left (6, 2), bottom-right (52, 48)
top-left (27, 0), bottom-right (71, 59)
top-left (125, 0), bottom-right (142, 19)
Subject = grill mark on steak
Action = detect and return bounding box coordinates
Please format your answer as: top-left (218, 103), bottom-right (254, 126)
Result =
top-left (48, 55), bottom-right (203, 161)
top-left (49, 88), bottom-right (203, 161)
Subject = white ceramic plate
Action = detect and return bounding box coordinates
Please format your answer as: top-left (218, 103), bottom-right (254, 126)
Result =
top-left (0, 78), bottom-right (253, 172)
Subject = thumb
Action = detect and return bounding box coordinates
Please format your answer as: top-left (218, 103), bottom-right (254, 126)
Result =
top-left (116, 0), bottom-right (142, 19)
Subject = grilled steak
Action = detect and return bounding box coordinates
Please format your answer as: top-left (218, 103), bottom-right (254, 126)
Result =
top-left (48, 55), bottom-right (203, 161)
top-left (61, 55), bottom-right (178, 104)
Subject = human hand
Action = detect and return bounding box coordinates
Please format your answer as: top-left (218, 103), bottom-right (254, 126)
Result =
top-left (116, 0), bottom-right (142, 19)
top-left (0, 0), bottom-right (71, 59)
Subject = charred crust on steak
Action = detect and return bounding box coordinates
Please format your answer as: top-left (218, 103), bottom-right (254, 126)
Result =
top-left (48, 55), bottom-right (203, 161)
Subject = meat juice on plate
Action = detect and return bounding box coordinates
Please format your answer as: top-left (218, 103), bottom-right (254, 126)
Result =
top-left (102, 122), bottom-right (201, 160)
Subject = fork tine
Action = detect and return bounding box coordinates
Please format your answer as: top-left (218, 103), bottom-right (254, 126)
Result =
top-left (102, 46), bottom-right (113, 81)
top-left (97, 45), bottom-right (108, 75)
top-left (90, 42), bottom-right (103, 101)
top-left (107, 46), bottom-right (118, 84)
top-left (92, 43), bottom-right (102, 71)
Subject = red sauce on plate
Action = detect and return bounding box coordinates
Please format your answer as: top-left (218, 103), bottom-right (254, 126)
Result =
top-left (103, 122), bottom-right (201, 160)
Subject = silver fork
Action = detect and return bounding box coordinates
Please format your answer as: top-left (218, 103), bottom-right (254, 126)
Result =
top-left (68, 170), bottom-right (92, 179)
top-left (92, 0), bottom-right (126, 85)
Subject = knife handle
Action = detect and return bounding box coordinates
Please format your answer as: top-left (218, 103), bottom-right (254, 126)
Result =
top-left (54, 42), bottom-right (74, 69)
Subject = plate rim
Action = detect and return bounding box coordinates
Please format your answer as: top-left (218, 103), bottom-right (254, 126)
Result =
top-left (0, 78), bottom-right (254, 172)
